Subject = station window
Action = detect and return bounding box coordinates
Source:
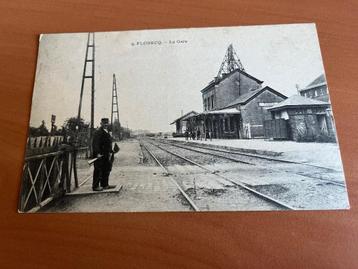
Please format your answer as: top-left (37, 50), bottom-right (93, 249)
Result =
top-left (230, 117), bottom-right (235, 132)
top-left (224, 118), bottom-right (229, 132)
top-left (211, 96), bottom-right (214, 109)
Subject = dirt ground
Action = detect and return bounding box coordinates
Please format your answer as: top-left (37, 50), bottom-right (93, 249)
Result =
top-left (42, 138), bottom-right (350, 212)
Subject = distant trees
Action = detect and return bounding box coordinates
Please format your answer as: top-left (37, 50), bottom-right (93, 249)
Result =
top-left (63, 117), bottom-right (89, 132)
top-left (29, 120), bottom-right (50, 137)
top-left (61, 117), bottom-right (90, 146)
top-left (29, 117), bottom-right (133, 142)
top-left (110, 120), bottom-right (121, 140)
top-left (120, 126), bottom-right (131, 139)
top-left (29, 117), bottom-right (89, 137)
top-left (109, 121), bottom-right (132, 140)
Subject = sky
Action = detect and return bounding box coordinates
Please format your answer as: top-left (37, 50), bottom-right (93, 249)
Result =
top-left (29, 23), bottom-right (326, 132)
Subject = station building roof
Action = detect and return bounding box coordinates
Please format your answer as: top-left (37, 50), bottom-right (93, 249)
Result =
top-left (224, 86), bottom-right (287, 108)
top-left (306, 74), bottom-right (326, 87)
top-left (170, 111), bottom-right (198, 125)
top-left (268, 95), bottom-right (330, 112)
top-left (185, 108), bottom-right (240, 120)
top-left (299, 74), bottom-right (327, 91)
top-left (201, 108), bottom-right (240, 115)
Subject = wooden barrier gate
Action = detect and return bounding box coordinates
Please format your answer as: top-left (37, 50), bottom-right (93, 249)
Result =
top-left (19, 135), bottom-right (88, 212)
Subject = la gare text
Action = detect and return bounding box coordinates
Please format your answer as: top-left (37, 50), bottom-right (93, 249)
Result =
top-left (131, 40), bottom-right (188, 46)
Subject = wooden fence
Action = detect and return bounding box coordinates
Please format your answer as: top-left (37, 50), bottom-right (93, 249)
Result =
top-left (25, 135), bottom-right (64, 156)
top-left (19, 134), bottom-right (90, 212)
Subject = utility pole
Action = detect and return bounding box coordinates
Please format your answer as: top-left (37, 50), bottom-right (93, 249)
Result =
top-left (77, 32), bottom-right (95, 146)
top-left (111, 73), bottom-right (120, 139)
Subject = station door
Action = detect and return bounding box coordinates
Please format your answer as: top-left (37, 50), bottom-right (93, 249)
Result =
top-left (264, 119), bottom-right (288, 140)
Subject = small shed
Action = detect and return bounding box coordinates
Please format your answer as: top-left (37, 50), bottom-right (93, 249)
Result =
top-left (267, 95), bottom-right (335, 142)
top-left (191, 108), bottom-right (241, 139)
top-left (170, 111), bottom-right (198, 135)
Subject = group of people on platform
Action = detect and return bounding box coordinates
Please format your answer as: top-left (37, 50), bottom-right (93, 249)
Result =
top-left (184, 129), bottom-right (212, 141)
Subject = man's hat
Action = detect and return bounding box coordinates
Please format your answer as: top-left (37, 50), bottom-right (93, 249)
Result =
top-left (101, 118), bottom-right (109, 124)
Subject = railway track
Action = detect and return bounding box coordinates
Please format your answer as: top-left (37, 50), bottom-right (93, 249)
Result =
top-left (156, 138), bottom-right (346, 188)
top-left (140, 139), bottom-right (295, 211)
top-left (140, 141), bottom-right (200, 211)
top-left (163, 139), bottom-right (341, 172)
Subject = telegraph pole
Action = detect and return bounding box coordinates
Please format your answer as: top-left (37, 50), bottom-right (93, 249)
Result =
top-left (77, 33), bottom-right (95, 145)
top-left (111, 73), bottom-right (120, 139)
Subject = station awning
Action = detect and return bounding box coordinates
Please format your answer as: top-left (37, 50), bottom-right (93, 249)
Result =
top-left (201, 108), bottom-right (240, 115)
top-left (184, 108), bottom-right (240, 120)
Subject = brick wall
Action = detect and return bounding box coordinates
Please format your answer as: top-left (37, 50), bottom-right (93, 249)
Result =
top-left (288, 114), bottom-right (320, 141)
top-left (202, 71), bottom-right (262, 111)
top-left (240, 91), bottom-right (285, 137)
top-left (325, 113), bottom-right (336, 140)
top-left (286, 108), bottom-right (326, 141)
top-left (299, 84), bottom-right (330, 102)
top-left (238, 73), bottom-right (262, 96)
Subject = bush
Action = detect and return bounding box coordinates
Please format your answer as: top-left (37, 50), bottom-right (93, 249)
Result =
top-left (316, 133), bottom-right (336, 143)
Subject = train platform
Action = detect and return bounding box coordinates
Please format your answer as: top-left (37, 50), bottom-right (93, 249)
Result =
top-left (168, 137), bottom-right (345, 171)
top-left (41, 139), bottom-right (191, 212)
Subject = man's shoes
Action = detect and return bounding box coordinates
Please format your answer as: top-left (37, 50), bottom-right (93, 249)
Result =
top-left (102, 185), bottom-right (116, 190)
top-left (93, 187), bottom-right (103, 191)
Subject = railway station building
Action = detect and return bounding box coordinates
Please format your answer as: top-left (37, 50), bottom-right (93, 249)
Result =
top-left (171, 44), bottom-right (342, 141)
top-left (183, 69), bottom-right (287, 139)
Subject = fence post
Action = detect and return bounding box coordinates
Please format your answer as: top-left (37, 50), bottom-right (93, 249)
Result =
top-left (73, 148), bottom-right (79, 188)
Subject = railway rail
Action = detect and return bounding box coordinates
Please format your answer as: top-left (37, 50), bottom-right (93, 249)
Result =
top-left (156, 138), bottom-right (345, 188)
top-left (140, 142), bottom-right (200, 211)
top-left (163, 139), bottom-right (340, 172)
top-left (140, 139), bottom-right (295, 211)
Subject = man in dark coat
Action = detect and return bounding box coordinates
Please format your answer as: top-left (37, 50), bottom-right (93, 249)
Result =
top-left (92, 118), bottom-right (116, 191)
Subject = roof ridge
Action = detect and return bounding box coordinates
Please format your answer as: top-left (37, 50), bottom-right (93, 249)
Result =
top-left (268, 94), bottom-right (329, 111)
top-left (201, 69), bottom-right (263, 93)
top-left (305, 74), bottom-right (326, 88)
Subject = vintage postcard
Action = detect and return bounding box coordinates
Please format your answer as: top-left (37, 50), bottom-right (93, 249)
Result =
top-left (19, 23), bottom-right (349, 212)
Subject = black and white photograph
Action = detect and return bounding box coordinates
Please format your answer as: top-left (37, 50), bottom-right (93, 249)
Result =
top-left (18, 23), bottom-right (350, 212)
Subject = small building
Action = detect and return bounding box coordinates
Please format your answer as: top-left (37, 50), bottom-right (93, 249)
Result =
top-left (298, 74), bottom-right (329, 102)
top-left (170, 111), bottom-right (198, 135)
top-left (267, 95), bottom-right (336, 142)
